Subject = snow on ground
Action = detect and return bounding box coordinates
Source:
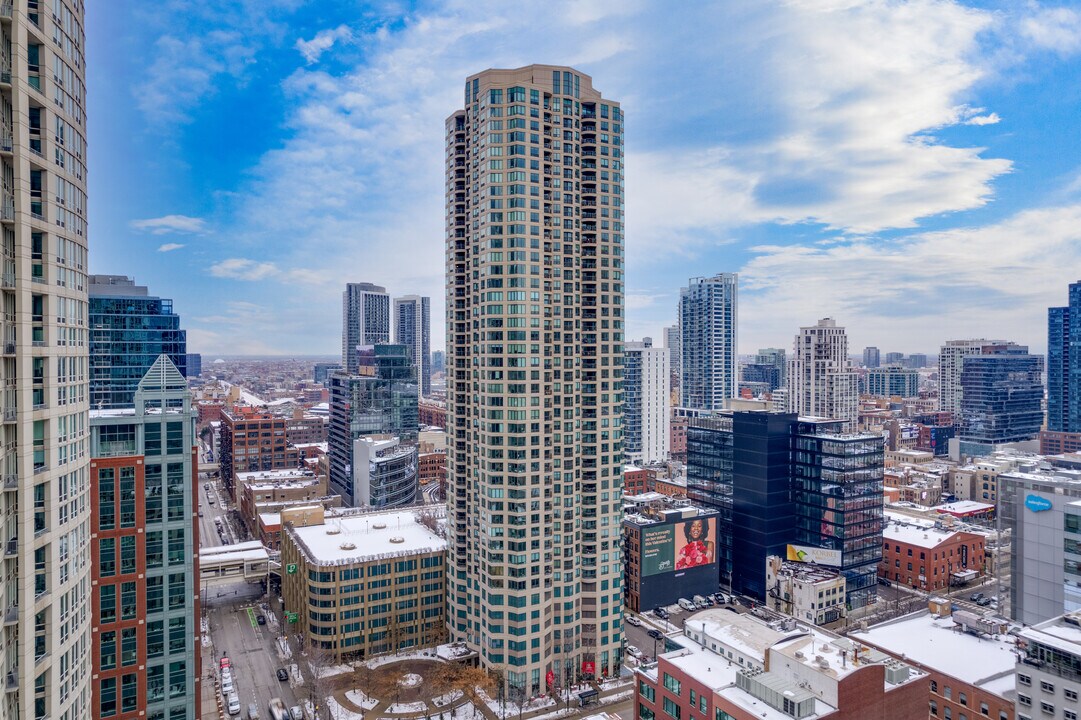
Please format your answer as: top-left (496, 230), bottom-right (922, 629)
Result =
top-left (201, 633), bottom-right (212, 648)
top-left (276, 636), bottom-right (293, 661)
top-left (313, 661), bottom-right (355, 679)
top-left (599, 676), bottom-right (632, 690)
top-left (388, 701), bottom-right (427, 713)
top-left (328, 697), bottom-right (366, 720)
top-left (290, 663), bottom-right (304, 686)
top-left (398, 673), bottom-right (423, 688)
top-left (431, 690), bottom-right (463, 707)
top-left (435, 642), bottom-right (474, 661)
top-left (346, 689), bottom-right (380, 711)
top-left (364, 648), bottom-right (442, 669)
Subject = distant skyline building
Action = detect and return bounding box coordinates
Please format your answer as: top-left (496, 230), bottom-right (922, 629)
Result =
top-left (342, 282), bottom-right (390, 373)
top-left (741, 362), bottom-right (782, 391)
top-left (1048, 281), bottom-right (1081, 434)
top-left (90, 274), bottom-right (188, 409)
top-left (906, 352), bottom-right (928, 369)
top-left (624, 338), bottom-right (670, 463)
top-left (679, 273), bottom-right (738, 411)
top-left (186, 352), bottom-right (202, 377)
top-left (663, 324), bottom-right (681, 386)
top-left (327, 344), bottom-right (418, 506)
top-left (884, 351), bottom-right (905, 365)
top-left (755, 348), bottom-right (787, 389)
top-left (959, 343), bottom-right (1044, 448)
top-left (393, 294), bottom-right (432, 397)
top-left (445, 65), bottom-right (625, 692)
top-left (938, 339), bottom-right (1002, 416)
top-left (863, 346), bottom-right (880, 369)
top-left (866, 364), bottom-right (919, 398)
top-left (788, 318), bottom-right (858, 430)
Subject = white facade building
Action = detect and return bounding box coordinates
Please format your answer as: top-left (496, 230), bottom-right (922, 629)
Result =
top-left (938, 339), bottom-right (1000, 416)
top-left (679, 273), bottom-right (738, 411)
top-left (624, 339), bottom-right (670, 464)
top-left (1015, 611), bottom-right (1081, 720)
top-left (342, 282), bottom-right (390, 373)
top-left (788, 318), bottom-right (858, 430)
top-left (765, 556), bottom-right (846, 625)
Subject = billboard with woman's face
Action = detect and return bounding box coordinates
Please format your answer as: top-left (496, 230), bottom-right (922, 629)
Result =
top-left (641, 517), bottom-right (717, 576)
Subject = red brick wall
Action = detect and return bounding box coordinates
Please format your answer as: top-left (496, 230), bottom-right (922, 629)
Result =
top-left (835, 664), bottom-right (928, 720)
top-left (879, 532), bottom-right (985, 592)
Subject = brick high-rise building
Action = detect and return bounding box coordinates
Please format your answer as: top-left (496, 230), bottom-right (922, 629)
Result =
top-left (89, 357), bottom-right (200, 719)
top-left (219, 408), bottom-right (299, 499)
top-left (445, 65), bottom-right (625, 695)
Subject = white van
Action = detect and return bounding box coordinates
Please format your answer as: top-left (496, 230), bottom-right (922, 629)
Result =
top-left (221, 677), bottom-right (235, 696)
top-left (678, 598), bottom-right (696, 612)
top-left (227, 693), bottom-right (241, 716)
top-left (692, 595), bottom-right (709, 608)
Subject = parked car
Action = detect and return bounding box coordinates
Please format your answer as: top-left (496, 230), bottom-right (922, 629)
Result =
top-left (712, 592), bottom-right (729, 605)
top-left (221, 668), bottom-right (233, 685)
top-left (626, 646), bottom-right (643, 659)
top-left (878, 577), bottom-right (892, 586)
top-left (221, 677), bottom-right (235, 696)
top-left (227, 693), bottom-right (241, 716)
top-left (276, 668), bottom-right (289, 682)
top-left (970, 592), bottom-right (984, 602)
top-left (653, 607), bottom-right (669, 620)
top-left (692, 595), bottom-right (710, 608)
top-left (678, 598), bottom-right (697, 612)
top-left (256, 615), bottom-right (267, 626)
top-left (624, 614), bottom-right (642, 627)
top-left (289, 706), bottom-right (305, 720)
top-left (220, 656), bottom-right (231, 671)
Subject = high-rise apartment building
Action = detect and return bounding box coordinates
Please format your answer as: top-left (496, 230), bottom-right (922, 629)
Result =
top-left (884, 351), bottom-right (904, 365)
top-left (663, 324), bottom-right (680, 387)
top-left (0, 5), bottom-right (93, 719)
top-left (755, 347), bottom-right (787, 388)
top-left (393, 294), bottom-right (431, 397)
top-left (624, 338), bottom-right (670, 463)
top-left (959, 343), bottom-right (1044, 448)
top-left (89, 357), bottom-right (200, 720)
top-left (342, 282), bottom-right (390, 373)
top-left (862, 346), bottom-right (880, 369)
top-left (679, 273), bottom-right (738, 411)
top-left (866, 364), bottom-right (919, 397)
top-left (938, 339), bottom-right (1000, 416)
top-left (788, 318), bottom-right (857, 430)
top-left (89, 275), bottom-right (187, 409)
top-left (218, 408), bottom-right (298, 500)
top-left (445, 65), bottom-right (625, 693)
top-left (327, 344), bottom-right (418, 506)
top-left (1048, 282), bottom-right (1081, 434)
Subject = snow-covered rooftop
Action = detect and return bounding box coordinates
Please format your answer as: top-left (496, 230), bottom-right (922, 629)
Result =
top-left (852, 612), bottom-right (1018, 694)
top-left (287, 509), bottom-right (446, 566)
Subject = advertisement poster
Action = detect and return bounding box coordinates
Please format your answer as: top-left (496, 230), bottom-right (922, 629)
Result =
top-left (642, 517), bottom-right (716, 576)
top-left (785, 544), bottom-right (843, 567)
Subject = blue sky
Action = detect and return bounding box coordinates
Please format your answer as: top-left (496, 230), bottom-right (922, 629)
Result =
top-left (88, 0), bottom-right (1081, 357)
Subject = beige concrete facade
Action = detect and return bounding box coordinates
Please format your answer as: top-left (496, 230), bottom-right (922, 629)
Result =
top-left (445, 65), bottom-right (625, 694)
top-left (0, 4), bottom-right (93, 720)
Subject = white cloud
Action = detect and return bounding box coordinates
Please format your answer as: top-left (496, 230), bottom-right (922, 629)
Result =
top-left (157, 243), bottom-right (186, 252)
top-left (737, 203), bottom-right (1081, 352)
top-left (1020, 5), bottom-right (1081, 55)
top-left (208, 258), bottom-right (280, 281)
top-left (296, 25), bottom-right (353, 64)
top-left (964, 112), bottom-right (1001, 125)
top-left (132, 214), bottom-right (207, 235)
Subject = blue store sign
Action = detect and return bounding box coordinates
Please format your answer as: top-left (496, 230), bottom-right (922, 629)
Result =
top-left (1025, 494), bottom-right (1053, 513)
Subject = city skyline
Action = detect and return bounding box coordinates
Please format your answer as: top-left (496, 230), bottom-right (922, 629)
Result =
top-left (87, 1), bottom-right (1081, 355)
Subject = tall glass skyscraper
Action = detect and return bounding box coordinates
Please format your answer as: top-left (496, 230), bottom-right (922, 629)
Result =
top-left (959, 343), bottom-right (1044, 446)
top-left (327, 344), bottom-right (418, 505)
top-left (0, 5), bottom-right (94, 718)
top-left (393, 294), bottom-right (431, 397)
top-left (679, 273), bottom-right (738, 410)
top-left (445, 65), bottom-right (625, 694)
top-left (342, 282), bottom-right (390, 373)
top-left (89, 275), bottom-right (187, 409)
top-left (1048, 281), bottom-right (1081, 433)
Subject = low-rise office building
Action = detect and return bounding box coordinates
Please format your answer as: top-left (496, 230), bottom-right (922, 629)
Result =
top-left (853, 609), bottom-right (1017, 720)
top-left (765, 555), bottom-right (846, 625)
top-left (353, 436), bottom-right (419, 508)
top-left (281, 506), bottom-right (447, 662)
top-left (236, 467), bottom-right (335, 533)
top-left (1015, 610), bottom-right (1081, 720)
top-left (879, 516), bottom-right (985, 592)
top-left (623, 496), bottom-right (719, 613)
top-left (636, 609), bottom-right (926, 720)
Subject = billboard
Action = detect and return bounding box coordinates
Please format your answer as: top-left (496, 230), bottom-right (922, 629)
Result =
top-left (785, 544), bottom-right (842, 567)
top-left (642, 517), bottom-right (716, 576)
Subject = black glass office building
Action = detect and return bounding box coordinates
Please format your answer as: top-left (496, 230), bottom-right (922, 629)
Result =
top-left (687, 411), bottom-right (884, 608)
top-left (89, 275), bottom-right (187, 409)
top-left (959, 343), bottom-right (1044, 446)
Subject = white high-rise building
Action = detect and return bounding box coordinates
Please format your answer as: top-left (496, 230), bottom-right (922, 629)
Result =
top-left (788, 318), bottom-right (858, 430)
top-left (625, 339), bottom-right (670, 463)
top-left (0, 4), bottom-right (92, 719)
top-left (445, 65), bottom-right (625, 695)
top-left (342, 282), bottom-right (390, 373)
top-left (938, 339), bottom-right (1001, 416)
top-left (393, 294), bottom-right (431, 397)
top-left (663, 324), bottom-right (680, 386)
top-left (679, 273), bottom-right (738, 411)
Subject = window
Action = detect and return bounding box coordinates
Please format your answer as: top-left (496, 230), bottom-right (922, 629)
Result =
top-left (1018, 674), bottom-right (1031, 686)
top-left (99, 537), bottom-right (115, 576)
top-left (639, 682), bottom-right (655, 703)
top-left (121, 628), bottom-right (137, 666)
top-left (944, 686), bottom-right (952, 700)
top-left (1040, 681), bottom-right (1054, 693)
top-left (1018, 694), bottom-right (1031, 706)
top-left (663, 697), bottom-right (681, 720)
top-left (100, 584), bottom-right (116, 623)
top-left (930, 680), bottom-right (938, 693)
top-left (1040, 702), bottom-right (1054, 715)
top-left (1065, 688), bottom-right (1078, 701)
top-left (1064, 711), bottom-right (1077, 720)
top-left (640, 706), bottom-right (655, 720)
top-left (663, 673), bottom-right (681, 696)
top-left (930, 701), bottom-right (938, 716)
top-left (959, 692), bottom-right (967, 706)
top-left (979, 702), bottom-right (988, 715)
top-left (100, 631), bottom-right (116, 670)
top-left (944, 708), bottom-right (952, 720)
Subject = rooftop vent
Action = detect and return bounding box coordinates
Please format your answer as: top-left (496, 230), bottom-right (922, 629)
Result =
top-left (390, 536), bottom-right (405, 544)
top-left (340, 542), bottom-right (356, 551)
top-left (372, 522), bottom-right (388, 529)
top-left (326, 527), bottom-right (341, 535)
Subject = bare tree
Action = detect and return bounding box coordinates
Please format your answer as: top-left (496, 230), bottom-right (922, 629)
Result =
top-left (307, 644), bottom-right (340, 720)
top-left (430, 663), bottom-right (495, 719)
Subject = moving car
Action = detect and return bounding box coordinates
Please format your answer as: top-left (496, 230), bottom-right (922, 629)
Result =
top-left (626, 646), bottom-right (643, 659)
top-left (970, 592), bottom-right (985, 602)
top-left (624, 614), bottom-right (642, 627)
top-left (247, 704), bottom-right (261, 720)
top-left (976, 596), bottom-right (993, 607)
top-left (647, 629), bottom-right (664, 640)
top-left (257, 615), bottom-right (267, 626)
top-left (268, 699), bottom-right (289, 720)
top-left (227, 693), bottom-right (241, 716)
top-left (276, 668), bottom-right (289, 682)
